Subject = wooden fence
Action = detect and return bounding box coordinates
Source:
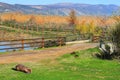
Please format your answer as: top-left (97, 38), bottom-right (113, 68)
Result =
top-left (92, 36), bottom-right (100, 42)
top-left (92, 36), bottom-right (110, 42)
top-left (0, 37), bottom-right (66, 51)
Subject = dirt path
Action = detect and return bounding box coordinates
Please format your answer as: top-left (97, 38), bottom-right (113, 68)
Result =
top-left (0, 43), bottom-right (98, 64)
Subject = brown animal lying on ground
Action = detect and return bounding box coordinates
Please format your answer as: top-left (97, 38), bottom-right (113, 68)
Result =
top-left (13, 64), bottom-right (32, 73)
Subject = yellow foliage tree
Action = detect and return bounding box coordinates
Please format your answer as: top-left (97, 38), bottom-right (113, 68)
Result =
top-left (89, 21), bottom-right (96, 34)
top-left (76, 20), bottom-right (89, 34)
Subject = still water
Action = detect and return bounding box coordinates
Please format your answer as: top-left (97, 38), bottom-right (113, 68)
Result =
top-left (0, 42), bottom-right (34, 52)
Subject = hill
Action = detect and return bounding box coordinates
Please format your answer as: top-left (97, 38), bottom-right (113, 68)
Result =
top-left (0, 2), bottom-right (119, 16)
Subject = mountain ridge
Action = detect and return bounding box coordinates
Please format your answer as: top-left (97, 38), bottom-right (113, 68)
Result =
top-left (0, 2), bottom-right (119, 16)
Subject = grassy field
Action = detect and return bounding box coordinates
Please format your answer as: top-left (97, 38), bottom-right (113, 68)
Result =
top-left (0, 25), bottom-right (80, 41)
top-left (0, 48), bottom-right (120, 80)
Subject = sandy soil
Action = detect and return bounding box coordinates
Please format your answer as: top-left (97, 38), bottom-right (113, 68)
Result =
top-left (0, 43), bottom-right (98, 64)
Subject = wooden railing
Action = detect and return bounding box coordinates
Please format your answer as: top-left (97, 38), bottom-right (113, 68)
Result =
top-left (0, 37), bottom-right (66, 51)
top-left (92, 36), bottom-right (100, 42)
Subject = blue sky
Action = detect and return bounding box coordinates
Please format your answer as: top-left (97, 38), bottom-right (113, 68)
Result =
top-left (0, 0), bottom-right (120, 5)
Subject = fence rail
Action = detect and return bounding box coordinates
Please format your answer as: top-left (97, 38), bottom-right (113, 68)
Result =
top-left (0, 37), bottom-right (66, 51)
top-left (92, 36), bottom-right (100, 42)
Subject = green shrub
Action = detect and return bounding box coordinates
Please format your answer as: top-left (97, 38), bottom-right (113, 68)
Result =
top-left (98, 22), bottom-right (120, 60)
top-left (111, 22), bottom-right (120, 54)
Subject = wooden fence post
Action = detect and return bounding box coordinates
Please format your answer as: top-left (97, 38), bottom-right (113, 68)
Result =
top-left (60, 37), bottom-right (62, 46)
top-left (42, 37), bottom-right (44, 48)
top-left (26, 25), bottom-right (28, 31)
top-left (58, 37), bottom-right (62, 46)
top-left (21, 39), bottom-right (24, 50)
top-left (57, 37), bottom-right (59, 46)
top-left (37, 25), bottom-right (38, 32)
top-left (63, 37), bottom-right (66, 45)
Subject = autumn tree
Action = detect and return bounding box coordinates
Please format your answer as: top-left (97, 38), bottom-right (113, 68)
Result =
top-left (0, 14), bottom-right (2, 25)
top-left (68, 10), bottom-right (77, 25)
top-left (68, 10), bottom-right (77, 33)
top-left (28, 15), bottom-right (36, 24)
top-left (76, 20), bottom-right (88, 34)
top-left (113, 16), bottom-right (120, 23)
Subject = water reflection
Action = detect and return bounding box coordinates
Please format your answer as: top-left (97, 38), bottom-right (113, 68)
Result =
top-left (0, 42), bottom-right (33, 52)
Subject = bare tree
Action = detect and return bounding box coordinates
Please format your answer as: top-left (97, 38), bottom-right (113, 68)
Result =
top-left (68, 9), bottom-right (77, 33)
top-left (68, 9), bottom-right (77, 26)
